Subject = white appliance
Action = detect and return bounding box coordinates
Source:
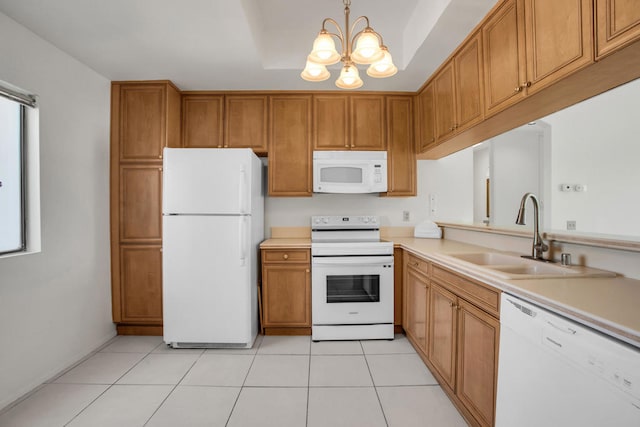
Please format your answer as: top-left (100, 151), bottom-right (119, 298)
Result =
top-left (313, 151), bottom-right (387, 193)
top-left (496, 293), bottom-right (640, 426)
top-left (162, 148), bottom-right (264, 348)
top-left (311, 215), bottom-right (394, 341)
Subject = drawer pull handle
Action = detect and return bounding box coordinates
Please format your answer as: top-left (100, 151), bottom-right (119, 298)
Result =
top-left (283, 254), bottom-right (289, 260)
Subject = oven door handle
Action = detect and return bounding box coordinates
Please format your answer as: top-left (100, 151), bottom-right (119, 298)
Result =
top-left (312, 256), bottom-right (394, 266)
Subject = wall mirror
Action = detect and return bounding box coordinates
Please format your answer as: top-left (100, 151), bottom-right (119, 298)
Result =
top-left (466, 77), bottom-right (640, 241)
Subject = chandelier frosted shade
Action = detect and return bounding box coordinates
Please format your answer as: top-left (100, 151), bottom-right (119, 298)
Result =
top-left (366, 46), bottom-right (398, 78)
top-left (335, 64), bottom-right (363, 89)
top-left (350, 29), bottom-right (384, 64)
top-left (301, 60), bottom-right (330, 82)
top-left (308, 31), bottom-right (341, 65)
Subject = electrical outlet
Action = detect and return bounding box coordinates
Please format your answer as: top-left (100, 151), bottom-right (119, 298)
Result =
top-left (566, 220), bottom-right (576, 231)
top-left (403, 211), bottom-right (410, 221)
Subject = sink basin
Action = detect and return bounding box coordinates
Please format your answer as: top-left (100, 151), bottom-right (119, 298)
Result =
top-left (488, 263), bottom-right (580, 277)
top-left (441, 252), bottom-right (616, 280)
top-left (448, 252), bottom-right (524, 266)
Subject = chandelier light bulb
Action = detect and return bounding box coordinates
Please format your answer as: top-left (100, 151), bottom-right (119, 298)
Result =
top-left (336, 64), bottom-right (363, 89)
top-left (366, 46), bottom-right (397, 78)
top-left (351, 28), bottom-right (384, 64)
top-left (301, 60), bottom-right (330, 82)
top-left (308, 31), bottom-right (341, 65)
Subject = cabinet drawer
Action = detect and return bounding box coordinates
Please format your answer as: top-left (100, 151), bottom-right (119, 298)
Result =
top-left (405, 253), bottom-right (430, 277)
top-left (432, 265), bottom-right (500, 317)
top-left (262, 249), bottom-right (310, 264)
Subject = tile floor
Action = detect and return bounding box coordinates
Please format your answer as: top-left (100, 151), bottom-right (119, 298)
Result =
top-left (0, 334), bottom-right (468, 427)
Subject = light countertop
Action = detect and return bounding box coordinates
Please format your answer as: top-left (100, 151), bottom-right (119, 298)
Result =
top-left (260, 236), bottom-right (640, 348)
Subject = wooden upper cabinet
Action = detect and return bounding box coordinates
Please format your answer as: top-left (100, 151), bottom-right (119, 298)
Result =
top-left (268, 95), bottom-right (312, 196)
top-left (118, 82), bottom-right (181, 161)
top-left (313, 95), bottom-right (349, 150)
top-left (416, 83), bottom-right (436, 152)
top-left (433, 62), bottom-right (456, 141)
top-left (119, 165), bottom-right (163, 243)
top-left (182, 95), bottom-right (223, 148)
top-left (524, 0), bottom-right (594, 95)
top-left (225, 95), bottom-right (268, 154)
top-left (455, 33), bottom-right (484, 132)
top-left (596, 0), bottom-right (640, 58)
top-left (350, 95), bottom-right (387, 150)
top-left (482, 0), bottom-right (527, 117)
top-left (384, 96), bottom-right (415, 196)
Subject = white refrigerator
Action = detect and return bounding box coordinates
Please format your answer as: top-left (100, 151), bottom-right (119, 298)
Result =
top-left (162, 148), bottom-right (264, 348)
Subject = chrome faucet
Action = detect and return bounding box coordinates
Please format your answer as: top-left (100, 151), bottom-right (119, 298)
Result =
top-left (515, 193), bottom-right (549, 261)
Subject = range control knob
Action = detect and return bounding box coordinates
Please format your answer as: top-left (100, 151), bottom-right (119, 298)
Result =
top-left (363, 217), bottom-right (370, 223)
top-left (322, 217), bottom-right (329, 224)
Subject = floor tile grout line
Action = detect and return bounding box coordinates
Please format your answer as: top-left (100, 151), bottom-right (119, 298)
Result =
top-left (141, 350), bottom-right (204, 427)
top-left (224, 335), bottom-right (263, 427)
top-left (306, 336), bottom-right (312, 427)
top-left (361, 341), bottom-right (390, 427)
top-left (63, 336), bottom-right (162, 427)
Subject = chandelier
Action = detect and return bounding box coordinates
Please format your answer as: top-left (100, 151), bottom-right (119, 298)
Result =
top-left (301, 0), bottom-right (397, 89)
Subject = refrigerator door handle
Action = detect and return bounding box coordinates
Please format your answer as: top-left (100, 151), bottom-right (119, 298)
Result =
top-left (239, 217), bottom-right (247, 266)
top-left (239, 165), bottom-right (247, 214)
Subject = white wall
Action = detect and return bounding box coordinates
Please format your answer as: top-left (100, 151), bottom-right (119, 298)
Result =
top-left (264, 150), bottom-right (473, 235)
top-left (0, 12), bottom-right (114, 409)
top-left (545, 78), bottom-right (640, 237)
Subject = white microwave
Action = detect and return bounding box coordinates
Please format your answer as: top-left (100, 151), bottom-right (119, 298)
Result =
top-left (313, 151), bottom-right (387, 194)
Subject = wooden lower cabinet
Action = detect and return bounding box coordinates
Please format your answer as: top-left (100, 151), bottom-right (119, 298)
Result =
top-left (118, 245), bottom-right (163, 325)
top-left (428, 282), bottom-right (458, 389)
top-left (456, 299), bottom-right (500, 427)
top-left (404, 264), bottom-right (429, 353)
top-left (260, 248), bottom-right (311, 334)
top-left (402, 250), bottom-right (500, 427)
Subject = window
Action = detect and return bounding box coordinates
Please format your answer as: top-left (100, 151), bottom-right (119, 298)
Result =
top-left (0, 81), bottom-right (37, 256)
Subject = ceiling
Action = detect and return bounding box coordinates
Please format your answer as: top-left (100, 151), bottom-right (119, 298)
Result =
top-left (0, 0), bottom-right (496, 91)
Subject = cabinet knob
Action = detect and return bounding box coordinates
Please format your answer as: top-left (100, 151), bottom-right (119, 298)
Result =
top-left (523, 81), bottom-right (532, 88)
top-left (514, 86), bottom-right (523, 93)
top-left (449, 301), bottom-right (458, 309)
top-left (306, 269), bottom-right (310, 273)
top-left (283, 254), bottom-right (289, 260)
top-left (411, 262), bottom-right (419, 267)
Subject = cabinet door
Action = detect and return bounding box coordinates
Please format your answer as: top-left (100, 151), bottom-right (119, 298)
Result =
top-left (428, 282), bottom-right (457, 389)
top-left (393, 248), bottom-right (403, 328)
top-left (457, 299), bottom-right (500, 427)
top-left (350, 95), bottom-right (386, 150)
top-left (262, 264), bottom-right (311, 327)
top-left (119, 84), bottom-right (167, 161)
top-left (225, 95), bottom-right (268, 153)
top-left (433, 62), bottom-right (456, 141)
top-left (482, 0), bottom-right (527, 117)
top-left (269, 95), bottom-right (312, 196)
top-left (405, 267), bottom-right (429, 353)
top-left (313, 95), bottom-right (349, 150)
top-left (119, 165), bottom-right (163, 243)
top-left (119, 245), bottom-right (163, 323)
top-left (455, 33), bottom-right (484, 132)
top-left (384, 96), bottom-right (415, 196)
top-left (524, 0), bottom-right (594, 95)
top-left (596, 0), bottom-right (640, 58)
top-left (416, 83), bottom-right (436, 152)
top-left (182, 95), bottom-right (223, 148)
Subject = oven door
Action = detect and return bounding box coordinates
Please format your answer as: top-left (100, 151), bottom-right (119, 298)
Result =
top-left (312, 255), bottom-right (394, 325)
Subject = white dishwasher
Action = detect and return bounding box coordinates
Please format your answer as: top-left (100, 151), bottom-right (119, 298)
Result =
top-left (496, 293), bottom-right (640, 426)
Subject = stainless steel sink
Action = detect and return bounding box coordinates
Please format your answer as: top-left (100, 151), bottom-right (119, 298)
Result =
top-left (441, 252), bottom-right (616, 280)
